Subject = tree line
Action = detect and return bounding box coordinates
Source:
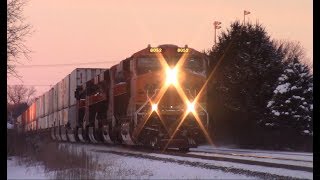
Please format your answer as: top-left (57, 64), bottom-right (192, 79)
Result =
top-left (206, 21), bottom-right (313, 151)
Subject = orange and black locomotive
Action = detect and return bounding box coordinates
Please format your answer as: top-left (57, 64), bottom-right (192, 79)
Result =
top-left (19, 44), bottom-right (210, 151)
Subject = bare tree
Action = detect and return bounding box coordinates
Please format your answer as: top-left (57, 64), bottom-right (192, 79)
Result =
top-left (7, 85), bottom-right (36, 105)
top-left (7, 0), bottom-right (32, 77)
top-left (273, 39), bottom-right (312, 70)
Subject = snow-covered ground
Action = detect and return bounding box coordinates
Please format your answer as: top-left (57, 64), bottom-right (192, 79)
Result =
top-left (7, 123), bottom-right (14, 129)
top-left (92, 151), bottom-right (253, 179)
top-left (188, 151), bottom-right (312, 168)
top-left (7, 143), bottom-right (313, 179)
top-left (7, 153), bottom-right (252, 179)
top-left (194, 145), bottom-right (313, 159)
top-left (7, 157), bottom-right (51, 179)
top-left (64, 143), bottom-right (313, 179)
top-left (192, 145), bottom-right (313, 162)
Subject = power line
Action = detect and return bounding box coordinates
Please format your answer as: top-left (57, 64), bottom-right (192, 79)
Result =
top-left (15, 60), bottom-right (119, 68)
top-left (8, 84), bottom-right (53, 87)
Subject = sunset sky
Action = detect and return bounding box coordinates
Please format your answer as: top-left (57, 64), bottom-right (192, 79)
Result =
top-left (8, 0), bottom-right (313, 96)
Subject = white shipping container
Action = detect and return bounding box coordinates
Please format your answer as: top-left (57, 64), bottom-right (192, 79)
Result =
top-left (64, 75), bottom-right (70, 108)
top-left (53, 112), bottom-right (58, 127)
top-left (42, 116), bottom-right (45, 129)
top-left (42, 117), bottom-right (45, 129)
top-left (38, 117), bottom-right (42, 129)
top-left (58, 79), bottom-right (63, 110)
top-left (86, 69), bottom-right (105, 81)
top-left (46, 116), bottom-right (49, 129)
top-left (48, 89), bottom-right (53, 114)
top-left (44, 91), bottom-right (49, 116)
top-left (58, 110), bottom-right (63, 126)
top-left (69, 68), bottom-right (106, 106)
top-left (63, 108), bottom-right (68, 125)
top-left (58, 75), bottom-right (70, 110)
top-left (41, 116), bottom-right (44, 129)
top-left (49, 114), bottom-right (54, 128)
top-left (36, 98), bottom-right (40, 119)
top-left (68, 105), bottom-right (77, 129)
top-left (40, 95), bottom-right (45, 117)
top-left (53, 83), bottom-right (59, 112)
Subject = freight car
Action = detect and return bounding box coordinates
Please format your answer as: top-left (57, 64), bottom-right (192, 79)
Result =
top-left (17, 44), bottom-right (209, 151)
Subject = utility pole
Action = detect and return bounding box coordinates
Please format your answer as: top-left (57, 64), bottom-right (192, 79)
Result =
top-left (213, 21), bottom-right (222, 46)
top-left (244, 10), bottom-right (251, 24)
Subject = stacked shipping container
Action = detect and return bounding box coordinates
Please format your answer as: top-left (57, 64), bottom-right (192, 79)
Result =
top-left (19, 68), bottom-right (106, 133)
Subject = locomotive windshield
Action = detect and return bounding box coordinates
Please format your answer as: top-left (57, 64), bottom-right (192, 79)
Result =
top-left (137, 57), bottom-right (161, 74)
top-left (137, 56), bottom-right (206, 75)
top-left (184, 58), bottom-right (205, 75)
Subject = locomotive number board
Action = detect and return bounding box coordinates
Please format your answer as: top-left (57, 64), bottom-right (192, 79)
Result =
top-left (149, 47), bottom-right (189, 53)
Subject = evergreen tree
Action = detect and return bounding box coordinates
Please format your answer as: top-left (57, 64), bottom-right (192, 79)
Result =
top-left (265, 43), bottom-right (313, 136)
top-left (207, 21), bottom-right (284, 146)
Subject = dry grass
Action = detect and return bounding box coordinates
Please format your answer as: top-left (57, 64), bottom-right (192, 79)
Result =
top-left (7, 130), bottom-right (111, 179)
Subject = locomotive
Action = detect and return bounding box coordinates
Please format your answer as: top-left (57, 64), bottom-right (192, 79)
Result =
top-left (17, 44), bottom-right (209, 151)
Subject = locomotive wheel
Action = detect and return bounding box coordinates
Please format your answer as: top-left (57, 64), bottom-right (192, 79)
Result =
top-left (60, 126), bottom-right (68, 141)
top-left (102, 124), bottom-right (114, 144)
top-left (88, 127), bottom-right (96, 143)
top-left (66, 128), bottom-right (76, 142)
top-left (50, 127), bottom-right (56, 140)
top-left (120, 121), bottom-right (136, 145)
top-left (77, 128), bottom-right (88, 143)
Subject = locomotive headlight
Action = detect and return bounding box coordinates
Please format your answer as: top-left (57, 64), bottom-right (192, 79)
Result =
top-left (151, 103), bottom-right (158, 112)
top-left (186, 101), bottom-right (195, 113)
top-left (166, 67), bottom-right (178, 86)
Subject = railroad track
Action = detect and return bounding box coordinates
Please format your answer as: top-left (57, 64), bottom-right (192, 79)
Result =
top-left (189, 149), bottom-right (312, 163)
top-left (58, 142), bottom-right (313, 173)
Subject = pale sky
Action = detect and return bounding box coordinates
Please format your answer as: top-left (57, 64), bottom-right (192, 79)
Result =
top-left (8, 0), bottom-right (313, 96)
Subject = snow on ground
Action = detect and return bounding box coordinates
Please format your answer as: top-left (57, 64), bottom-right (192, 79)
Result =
top-left (7, 123), bottom-right (14, 129)
top-left (100, 152), bottom-right (253, 179)
top-left (188, 151), bottom-right (313, 168)
top-left (149, 153), bottom-right (313, 179)
top-left (9, 143), bottom-right (313, 179)
top-left (7, 156), bottom-right (51, 179)
top-left (61, 144), bottom-right (255, 179)
top-left (193, 145), bottom-right (313, 161)
top-left (62, 143), bottom-right (313, 179)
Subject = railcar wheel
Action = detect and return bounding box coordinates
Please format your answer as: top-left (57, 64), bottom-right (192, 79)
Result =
top-left (102, 125), bottom-right (113, 144)
top-left (55, 126), bottom-right (62, 141)
top-left (60, 126), bottom-right (68, 141)
top-left (50, 127), bottom-right (56, 140)
top-left (88, 127), bottom-right (99, 143)
top-left (77, 128), bottom-right (88, 143)
top-left (66, 128), bottom-right (76, 142)
top-left (120, 122), bottom-right (136, 145)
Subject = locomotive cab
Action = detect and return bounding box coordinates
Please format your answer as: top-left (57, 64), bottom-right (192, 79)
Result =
top-left (123, 44), bottom-right (209, 150)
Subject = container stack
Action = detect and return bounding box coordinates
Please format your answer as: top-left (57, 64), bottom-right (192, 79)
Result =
top-left (17, 68), bottom-right (106, 132)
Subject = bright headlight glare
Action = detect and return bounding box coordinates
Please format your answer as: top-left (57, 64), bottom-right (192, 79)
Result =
top-left (151, 103), bottom-right (158, 112)
top-left (187, 101), bottom-right (195, 113)
top-left (166, 67), bottom-right (178, 85)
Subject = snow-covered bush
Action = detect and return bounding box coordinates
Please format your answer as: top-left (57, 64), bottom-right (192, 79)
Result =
top-left (265, 56), bottom-right (313, 136)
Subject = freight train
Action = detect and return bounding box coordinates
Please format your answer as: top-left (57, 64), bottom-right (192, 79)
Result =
top-left (16, 44), bottom-right (209, 151)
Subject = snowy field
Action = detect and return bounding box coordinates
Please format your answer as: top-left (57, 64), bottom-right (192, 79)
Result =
top-left (7, 143), bottom-right (313, 179)
top-left (7, 157), bottom-right (51, 179)
top-left (8, 154), bottom-right (253, 179)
